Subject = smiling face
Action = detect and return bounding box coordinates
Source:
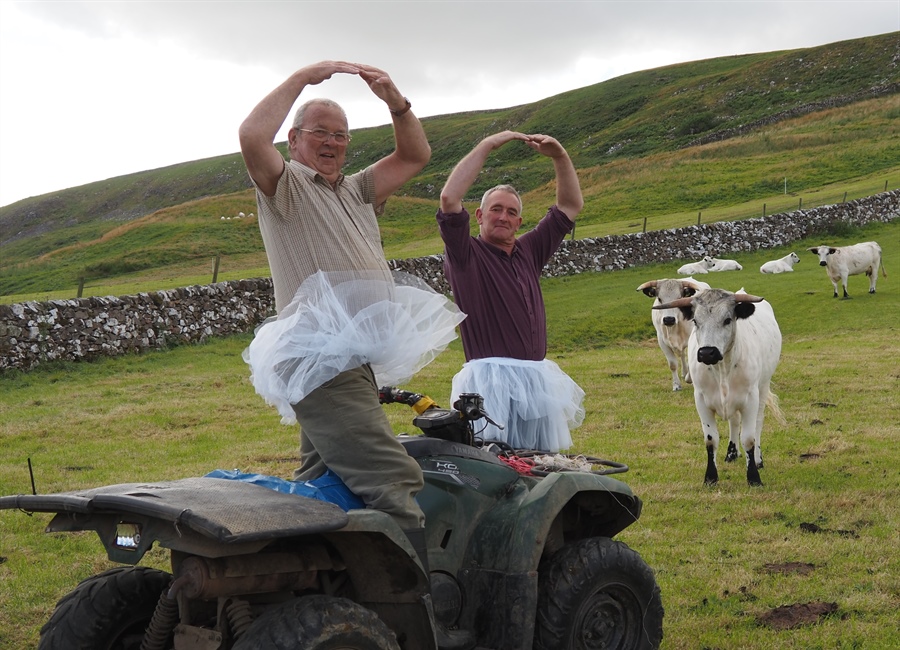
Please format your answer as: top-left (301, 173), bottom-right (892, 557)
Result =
top-left (476, 189), bottom-right (523, 252)
top-left (288, 102), bottom-right (349, 184)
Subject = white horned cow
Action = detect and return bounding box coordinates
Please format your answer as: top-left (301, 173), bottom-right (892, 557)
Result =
top-left (703, 256), bottom-right (743, 272)
top-left (807, 241), bottom-right (886, 298)
top-left (760, 252), bottom-right (800, 274)
top-left (654, 288), bottom-right (782, 486)
top-left (637, 277), bottom-right (710, 391)
top-left (677, 259), bottom-right (713, 275)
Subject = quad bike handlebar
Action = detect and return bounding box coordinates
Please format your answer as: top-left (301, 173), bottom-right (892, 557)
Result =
top-left (379, 386), bottom-right (629, 476)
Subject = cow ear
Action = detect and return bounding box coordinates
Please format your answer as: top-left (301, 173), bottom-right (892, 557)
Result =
top-left (828, 248), bottom-right (838, 255)
top-left (734, 302), bottom-right (756, 320)
top-left (807, 247), bottom-right (818, 254)
top-left (642, 287), bottom-right (657, 298)
top-left (679, 306), bottom-right (694, 321)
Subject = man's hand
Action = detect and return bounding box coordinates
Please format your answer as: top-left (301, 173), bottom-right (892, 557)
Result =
top-left (354, 64), bottom-right (407, 111)
top-left (299, 60), bottom-right (363, 86)
top-left (483, 130), bottom-right (531, 150)
top-left (524, 134), bottom-right (567, 159)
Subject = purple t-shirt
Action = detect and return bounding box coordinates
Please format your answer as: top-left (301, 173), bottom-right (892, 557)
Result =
top-left (436, 205), bottom-right (573, 361)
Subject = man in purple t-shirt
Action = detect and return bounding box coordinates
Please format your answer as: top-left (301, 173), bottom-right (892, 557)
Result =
top-left (436, 131), bottom-right (586, 452)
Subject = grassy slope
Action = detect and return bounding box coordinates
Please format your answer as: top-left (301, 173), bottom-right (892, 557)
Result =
top-left (0, 220), bottom-right (897, 648)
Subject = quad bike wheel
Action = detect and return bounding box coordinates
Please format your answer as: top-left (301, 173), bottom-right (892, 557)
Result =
top-left (38, 565), bottom-right (173, 650)
top-left (233, 594), bottom-right (401, 650)
top-left (534, 537), bottom-right (664, 650)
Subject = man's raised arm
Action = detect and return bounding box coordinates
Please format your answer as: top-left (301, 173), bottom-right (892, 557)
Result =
top-left (439, 131), bottom-right (530, 214)
top-left (358, 65), bottom-right (432, 206)
top-left (238, 61), bottom-right (358, 196)
top-left (526, 135), bottom-right (584, 220)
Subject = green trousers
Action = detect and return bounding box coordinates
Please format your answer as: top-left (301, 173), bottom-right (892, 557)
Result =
top-left (291, 364), bottom-right (425, 529)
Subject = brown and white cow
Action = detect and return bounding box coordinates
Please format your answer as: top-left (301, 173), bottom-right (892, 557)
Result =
top-left (637, 277), bottom-right (710, 391)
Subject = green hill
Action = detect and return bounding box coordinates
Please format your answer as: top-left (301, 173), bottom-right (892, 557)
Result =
top-left (1, 31), bottom-right (898, 300)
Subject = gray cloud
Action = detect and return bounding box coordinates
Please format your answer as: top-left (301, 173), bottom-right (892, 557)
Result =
top-left (2, 0), bottom-right (896, 206)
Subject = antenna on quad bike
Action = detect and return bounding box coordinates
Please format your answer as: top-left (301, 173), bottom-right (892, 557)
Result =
top-left (28, 458), bottom-right (37, 495)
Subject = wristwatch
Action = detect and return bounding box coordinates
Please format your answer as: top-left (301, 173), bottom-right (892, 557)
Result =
top-left (390, 97), bottom-right (412, 117)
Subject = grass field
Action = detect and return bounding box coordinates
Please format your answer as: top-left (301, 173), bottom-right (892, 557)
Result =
top-left (0, 220), bottom-right (898, 648)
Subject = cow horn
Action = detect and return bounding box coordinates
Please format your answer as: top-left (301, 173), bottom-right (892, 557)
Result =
top-left (653, 296), bottom-right (694, 310)
top-left (636, 280), bottom-right (658, 291)
top-left (733, 293), bottom-right (764, 303)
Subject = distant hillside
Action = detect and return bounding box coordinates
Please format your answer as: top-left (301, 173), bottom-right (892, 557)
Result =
top-left (3, 32), bottom-right (896, 243)
top-left (1, 32), bottom-right (897, 298)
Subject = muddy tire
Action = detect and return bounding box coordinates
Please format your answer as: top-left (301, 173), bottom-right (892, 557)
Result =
top-left (38, 566), bottom-right (173, 650)
top-left (233, 594), bottom-right (400, 650)
top-left (534, 537), bottom-right (664, 650)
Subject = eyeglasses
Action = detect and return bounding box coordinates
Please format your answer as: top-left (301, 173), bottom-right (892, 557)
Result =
top-left (296, 128), bottom-right (352, 144)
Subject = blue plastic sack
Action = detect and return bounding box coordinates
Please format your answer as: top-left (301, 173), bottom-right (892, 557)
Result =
top-left (204, 468), bottom-right (365, 511)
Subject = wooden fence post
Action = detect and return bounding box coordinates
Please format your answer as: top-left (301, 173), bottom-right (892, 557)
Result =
top-left (762, 203), bottom-right (766, 217)
top-left (212, 255), bottom-right (220, 283)
top-left (77, 277), bottom-right (85, 298)
top-left (642, 217), bottom-right (647, 233)
top-left (697, 212), bottom-right (701, 225)
top-left (799, 197), bottom-right (803, 210)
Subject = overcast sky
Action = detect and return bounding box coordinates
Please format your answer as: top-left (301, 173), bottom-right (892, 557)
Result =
top-left (0, 1), bottom-right (896, 208)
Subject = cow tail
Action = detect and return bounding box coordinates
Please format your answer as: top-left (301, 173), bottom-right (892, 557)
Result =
top-left (766, 389), bottom-right (787, 426)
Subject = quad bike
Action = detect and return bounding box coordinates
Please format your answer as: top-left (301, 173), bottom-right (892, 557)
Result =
top-left (0, 388), bottom-right (664, 650)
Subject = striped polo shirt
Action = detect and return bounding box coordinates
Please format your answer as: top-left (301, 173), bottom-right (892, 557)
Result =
top-left (254, 160), bottom-right (390, 313)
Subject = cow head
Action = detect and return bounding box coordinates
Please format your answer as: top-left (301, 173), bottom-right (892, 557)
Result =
top-left (637, 279), bottom-right (707, 327)
top-left (808, 245), bottom-right (837, 267)
top-left (788, 252), bottom-right (800, 265)
top-left (653, 288), bottom-right (764, 364)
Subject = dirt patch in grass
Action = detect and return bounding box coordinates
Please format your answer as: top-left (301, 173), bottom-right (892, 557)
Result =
top-left (757, 602), bottom-right (839, 630)
top-left (762, 562), bottom-right (817, 576)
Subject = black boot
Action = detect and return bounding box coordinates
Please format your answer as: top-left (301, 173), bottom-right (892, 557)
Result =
top-left (404, 528), bottom-right (475, 650)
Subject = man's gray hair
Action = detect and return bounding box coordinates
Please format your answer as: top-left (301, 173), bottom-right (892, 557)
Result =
top-left (291, 98), bottom-right (348, 129)
top-left (480, 184), bottom-right (523, 213)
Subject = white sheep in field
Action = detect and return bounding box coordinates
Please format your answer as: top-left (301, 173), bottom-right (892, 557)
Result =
top-left (704, 256), bottom-right (743, 271)
top-left (677, 259), bottom-right (713, 275)
top-left (760, 252), bottom-right (800, 274)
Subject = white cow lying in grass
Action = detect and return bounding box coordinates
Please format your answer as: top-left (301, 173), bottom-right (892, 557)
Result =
top-left (654, 288), bottom-right (783, 486)
top-left (677, 259), bottom-right (713, 275)
top-left (760, 252), bottom-right (800, 274)
top-left (703, 256), bottom-right (743, 271)
top-left (636, 277), bottom-right (710, 391)
top-left (807, 241), bottom-right (886, 298)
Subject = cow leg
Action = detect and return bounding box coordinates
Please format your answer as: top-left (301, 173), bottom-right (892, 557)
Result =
top-left (868, 268), bottom-right (877, 293)
top-left (662, 344), bottom-right (682, 391)
top-left (741, 400), bottom-right (764, 486)
top-left (746, 447), bottom-right (763, 486)
top-left (841, 273), bottom-right (851, 299)
top-left (682, 348), bottom-right (692, 385)
top-left (830, 275), bottom-right (840, 298)
top-left (725, 441), bottom-right (739, 462)
top-left (697, 400), bottom-right (720, 485)
top-left (725, 416), bottom-right (740, 463)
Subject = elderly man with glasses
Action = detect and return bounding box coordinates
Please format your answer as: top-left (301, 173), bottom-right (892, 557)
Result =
top-left (238, 62), bottom-right (463, 543)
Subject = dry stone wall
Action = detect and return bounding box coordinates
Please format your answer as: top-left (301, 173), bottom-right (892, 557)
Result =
top-left (0, 279), bottom-right (273, 371)
top-left (2, 190), bottom-right (897, 371)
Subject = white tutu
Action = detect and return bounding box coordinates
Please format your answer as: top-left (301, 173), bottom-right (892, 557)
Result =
top-left (245, 270), bottom-right (465, 425)
top-left (451, 357), bottom-right (585, 452)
